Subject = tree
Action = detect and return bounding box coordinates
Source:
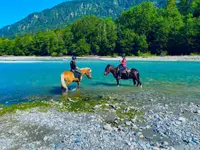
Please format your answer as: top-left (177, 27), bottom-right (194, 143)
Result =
top-left (160, 0), bottom-right (184, 55)
top-left (117, 2), bottom-right (159, 36)
top-left (70, 38), bottom-right (90, 56)
top-left (116, 2), bottom-right (158, 55)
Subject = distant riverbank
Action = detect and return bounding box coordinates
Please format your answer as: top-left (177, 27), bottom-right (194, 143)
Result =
top-left (0, 55), bottom-right (200, 62)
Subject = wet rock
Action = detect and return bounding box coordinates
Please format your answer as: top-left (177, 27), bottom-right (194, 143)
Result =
top-left (105, 104), bottom-right (109, 107)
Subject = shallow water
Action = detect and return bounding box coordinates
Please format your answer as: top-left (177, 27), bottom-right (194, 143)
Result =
top-left (0, 60), bottom-right (200, 105)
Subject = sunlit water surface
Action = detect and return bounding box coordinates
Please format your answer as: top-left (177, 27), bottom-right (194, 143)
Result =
top-left (0, 60), bottom-right (200, 106)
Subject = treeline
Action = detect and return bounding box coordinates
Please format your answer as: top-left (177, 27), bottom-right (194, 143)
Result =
top-left (0, 0), bottom-right (200, 56)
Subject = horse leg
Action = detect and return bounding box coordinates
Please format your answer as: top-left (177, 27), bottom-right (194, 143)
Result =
top-left (133, 79), bottom-right (136, 86)
top-left (77, 82), bottom-right (80, 89)
top-left (64, 81), bottom-right (72, 93)
top-left (116, 79), bottom-right (120, 87)
top-left (136, 73), bottom-right (142, 88)
top-left (61, 85), bottom-right (65, 95)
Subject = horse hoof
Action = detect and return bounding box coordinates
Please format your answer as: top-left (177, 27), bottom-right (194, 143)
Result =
top-left (140, 85), bottom-right (143, 88)
top-left (117, 85), bottom-right (120, 87)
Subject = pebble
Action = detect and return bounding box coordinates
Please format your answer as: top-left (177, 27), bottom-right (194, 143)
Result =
top-left (137, 132), bottom-right (142, 136)
top-left (68, 98), bottom-right (74, 102)
top-left (103, 124), bottom-right (112, 131)
top-left (146, 125), bottom-right (151, 129)
top-left (43, 136), bottom-right (48, 141)
top-left (163, 141), bottom-right (169, 146)
top-left (169, 146), bottom-right (176, 150)
top-left (149, 99), bottom-right (153, 102)
top-left (125, 121), bottom-right (132, 126)
top-left (193, 110), bottom-right (200, 114)
top-left (139, 135), bottom-right (144, 139)
top-left (178, 117), bottom-right (186, 122)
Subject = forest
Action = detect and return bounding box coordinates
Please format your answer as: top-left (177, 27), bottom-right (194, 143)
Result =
top-left (0, 0), bottom-right (199, 56)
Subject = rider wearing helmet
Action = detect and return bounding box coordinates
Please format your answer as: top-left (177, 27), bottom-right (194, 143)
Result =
top-left (117, 53), bottom-right (127, 79)
top-left (70, 56), bottom-right (82, 81)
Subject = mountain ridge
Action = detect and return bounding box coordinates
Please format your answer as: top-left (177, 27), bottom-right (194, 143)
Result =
top-left (0, 0), bottom-right (167, 37)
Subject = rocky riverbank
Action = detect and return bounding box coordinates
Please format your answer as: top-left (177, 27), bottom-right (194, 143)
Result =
top-left (0, 94), bottom-right (199, 150)
top-left (0, 55), bottom-right (200, 62)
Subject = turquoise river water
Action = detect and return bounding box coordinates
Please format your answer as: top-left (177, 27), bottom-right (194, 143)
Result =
top-left (0, 60), bottom-right (200, 105)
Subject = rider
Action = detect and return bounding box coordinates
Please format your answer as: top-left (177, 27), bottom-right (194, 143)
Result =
top-left (117, 53), bottom-right (127, 79)
top-left (70, 56), bottom-right (82, 81)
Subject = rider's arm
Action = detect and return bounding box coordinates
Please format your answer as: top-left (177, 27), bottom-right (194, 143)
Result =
top-left (74, 61), bottom-right (79, 69)
top-left (70, 61), bottom-right (75, 72)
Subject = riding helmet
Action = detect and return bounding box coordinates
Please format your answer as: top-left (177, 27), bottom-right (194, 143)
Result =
top-left (72, 56), bottom-right (76, 60)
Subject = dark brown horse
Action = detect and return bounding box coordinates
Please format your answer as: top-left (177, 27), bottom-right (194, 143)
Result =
top-left (104, 64), bottom-right (142, 87)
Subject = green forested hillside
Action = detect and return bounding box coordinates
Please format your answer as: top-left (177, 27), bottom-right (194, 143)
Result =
top-left (0, 0), bottom-right (199, 56)
top-left (0, 0), bottom-right (167, 37)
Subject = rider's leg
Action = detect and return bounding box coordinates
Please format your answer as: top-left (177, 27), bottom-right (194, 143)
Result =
top-left (119, 66), bottom-right (126, 78)
top-left (74, 69), bottom-right (82, 81)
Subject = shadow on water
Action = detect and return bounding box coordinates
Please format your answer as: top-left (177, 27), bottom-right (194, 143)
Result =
top-left (91, 81), bottom-right (132, 87)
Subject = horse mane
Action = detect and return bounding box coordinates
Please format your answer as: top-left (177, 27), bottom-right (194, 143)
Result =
top-left (107, 64), bottom-right (117, 69)
top-left (81, 67), bottom-right (92, 72)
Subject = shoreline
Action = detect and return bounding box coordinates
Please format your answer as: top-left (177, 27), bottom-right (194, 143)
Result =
top-left (0, 94), bottom-right (199, 149)
top-left (0, 55), bottom-right (200, 62)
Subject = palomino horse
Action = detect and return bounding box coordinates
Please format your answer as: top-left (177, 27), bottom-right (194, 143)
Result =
top-left (104, 64), bottom-right (142, 87)
top-left (61, 68), bottom-right (92, 94)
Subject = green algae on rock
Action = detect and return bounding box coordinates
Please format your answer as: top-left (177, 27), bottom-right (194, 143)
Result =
top-left (0, 95), bottom-right (144, 127)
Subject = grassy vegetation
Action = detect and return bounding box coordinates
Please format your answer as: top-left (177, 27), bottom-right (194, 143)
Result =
top-left (0, 101), bottom-right (52, 117)
top-left (137, 51), bottom-right (157, 57)
top-left (190, 53), bottom-right (200, 56)
top-left (0, 94), bottom-right (144, 126)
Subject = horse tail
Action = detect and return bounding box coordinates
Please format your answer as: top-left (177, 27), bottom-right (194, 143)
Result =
top-left (61, 73), bottom-right (67, 89)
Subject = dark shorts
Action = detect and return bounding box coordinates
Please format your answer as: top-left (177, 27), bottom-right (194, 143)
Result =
top-left (119, 65), bottom-right (126, 71)
top-left (74, 69), bottom-right (82, 74)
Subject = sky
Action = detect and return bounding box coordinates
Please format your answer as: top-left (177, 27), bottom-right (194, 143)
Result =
top-left (0, 0), bottom-right (68, 28)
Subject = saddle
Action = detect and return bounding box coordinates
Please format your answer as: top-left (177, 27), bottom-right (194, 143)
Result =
top-left (121, 68), bottom-right (131, 74)
top-left (72, 71), bottom-right (81, 81)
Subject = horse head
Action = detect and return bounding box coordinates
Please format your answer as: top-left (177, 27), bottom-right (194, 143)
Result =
top-left (80, 68), bottom-right (92, 79)
top-left (104, 64), bottom-right (112, 75)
